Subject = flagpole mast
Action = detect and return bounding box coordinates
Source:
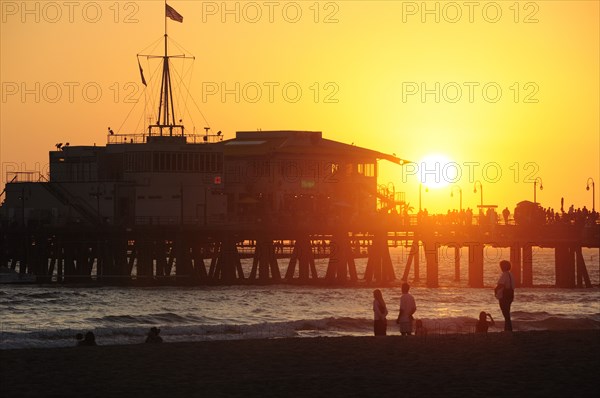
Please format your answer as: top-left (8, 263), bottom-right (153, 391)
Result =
top-left (157, 0), bottom-right (172, 134)
top-left (147, 2), bottom-right (183, 138)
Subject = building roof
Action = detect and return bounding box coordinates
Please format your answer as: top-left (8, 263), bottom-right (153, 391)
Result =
top-left (223, 131), bottom-right (409, 164)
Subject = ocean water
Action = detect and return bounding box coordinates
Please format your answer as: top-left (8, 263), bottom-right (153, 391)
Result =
top-left (1, 247), bottom-right (599, 349)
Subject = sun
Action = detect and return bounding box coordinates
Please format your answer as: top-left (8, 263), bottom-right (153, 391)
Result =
top-left (418, 153), bottom-right (456, 189)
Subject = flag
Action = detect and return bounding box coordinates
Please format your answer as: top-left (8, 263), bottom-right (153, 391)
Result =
top-left (137, 58), bottom-right (147, 86)
top-left (166, 3), bottom-right (183, 23)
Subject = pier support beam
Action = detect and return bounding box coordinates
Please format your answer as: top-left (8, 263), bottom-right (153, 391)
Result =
top-left (175, 234), bottom-right (195, 283)
top-left (209, 238), bottom-right (244, 283)
top-left (364, 232), bottom-right (395, 283)
top-left (154, 240), bottom-right (168, 277)
top-left (32, 233), bottom-right (51, 282)
top-left (401, 241), bottom-right (419, 282)
top-left (555, 245), bottom-right (575, 288)
top-left (285, 237), bottom-right (318, 282)
top-left (522, 244), bottom-right (533, 287)
top-left (468, 242), bottom-right (484, 288)
top-left (63, 240), bottom-right (76, 283)
top-left (575, 247), bottom-right (592, 288)
top-left (413, 239), bottom-right (420, 281)
top-left (510, 243), bottom-right (522, 287)
top-left (423, 240), bottom-right (439, 288)
top-left (136, 239), bottom-right (154, 279)
top-left (249, 238), bottom-right (281, 282)
top-left (325, 233), bottom-right (357, 283)
top-left (453, 244), bottom-right (461, 282)
top-left (191, 242), bottom-right (208, 281)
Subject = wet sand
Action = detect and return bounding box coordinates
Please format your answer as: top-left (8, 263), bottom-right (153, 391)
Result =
top-left (1, 330), bottom-right (598, 397)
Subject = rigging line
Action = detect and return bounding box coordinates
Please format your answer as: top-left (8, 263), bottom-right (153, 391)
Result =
top-left (116, 56), bottom-right (162, 135)
top-left (183, 61), bottom-right (194, 121)
top-left (179, 76), bottom-right (212, 130)
top-left (115, 91), bottom-right (144, 135)
top-left (169, 60), bottom-right (210, 129)
top-left (132, 103), bottom-right (145, 136)
top-left (143, 57), bottom-right (165, 125)
top-left (138, 36), bottom-right (164, 56)
top-left (169, 58), bottom-right (193, 121)
top-left (167, 36), bottom-right (195, 60)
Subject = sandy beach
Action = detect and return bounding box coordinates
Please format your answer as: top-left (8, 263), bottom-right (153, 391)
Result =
top-left (1, 330), bottom-right (598, 397)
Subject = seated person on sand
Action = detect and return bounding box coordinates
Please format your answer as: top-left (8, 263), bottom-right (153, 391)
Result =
top-left (78, 331), bottom-right (97, 346)
top-left (145, 327), bottom-right (163, 343)
top-left (475, 312), bottom-right (495, 333)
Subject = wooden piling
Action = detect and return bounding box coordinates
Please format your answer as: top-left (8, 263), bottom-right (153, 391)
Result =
top-left (468, 242), bottom-right (484, 288)
top-left (210, 238), bottom-right (244, 283)
top-left (285, 236), bottom-right (318, 281)
top-left (249, 238), bottom-right (281, 282)
top-left (522, 244), bottom-right (533, 287)
top-left (401, 240), bottom-right (419, 282)
top-left (453, 244), bottom-right (461, 282)
top-left (423, 240), bottom-right (439, 288)
top-left (510, 243), bottom-right (522, 287)
top-left (554, 245), bottom-right (575, 288)
top-left (575, 247), bottom-right (592, 288)
top-left (325, 233), bottom-right (358, 283)
top-left (413, 239), bottom-right (420, 281)
top-left (364, 231), bottom-right (395, 283)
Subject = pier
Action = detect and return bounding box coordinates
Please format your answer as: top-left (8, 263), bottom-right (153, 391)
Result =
top-left (1, 2), bottom-right (597, 291)
top-left (1, 215), bottom-right (598, 288)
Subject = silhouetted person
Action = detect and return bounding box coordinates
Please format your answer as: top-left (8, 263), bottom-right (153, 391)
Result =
top-left (466, 208), bottom-right (473, 225)
top-left (372, 289), bottom-right (388, 336)
top-left (79, 331), bottom-right (96, 346)
top-left (75, 333), bottom-right (84, 346)
top-left (475, 311), bottom-right (495, 333)
top-left (145, 327), bottom-right (163, 343)
top-left (396, 283), bottom-right (417, 336)
top-left (502, 207), bottom-right (510, 225)
top-left (495, 260), bottom-right (515, 331)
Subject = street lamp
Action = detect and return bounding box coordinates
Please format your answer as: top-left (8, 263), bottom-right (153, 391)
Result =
top-left (419, 183), bottom-right (428, 212)
top-left (473, 180), bottom-right (483, 208)
top-left (533, 177), bottom-right (543, 204)
top-left (450, 185), bottom-right (463, 212)
top-left (586, 177), bottom-right (595, 212)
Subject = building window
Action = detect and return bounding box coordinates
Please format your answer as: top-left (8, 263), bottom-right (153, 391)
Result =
top-left (358, 163), bottom-right (375, 177)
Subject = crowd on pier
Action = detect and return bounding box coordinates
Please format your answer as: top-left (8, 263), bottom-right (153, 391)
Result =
top-left (391, 203), bottom-right (599, 227)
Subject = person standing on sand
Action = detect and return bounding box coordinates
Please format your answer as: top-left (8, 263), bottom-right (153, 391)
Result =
top-left (396, 283), bottom-right (417, 336)
top-left (373, 289), bottom-right (388, 336)
top-left (495, 260), bottom-right (515, 331)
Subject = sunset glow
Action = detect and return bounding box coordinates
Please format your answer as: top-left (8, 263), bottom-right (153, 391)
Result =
top-left (1, 1), bottom-right (598, 214)
top-left (418, 153), bottom-right (454, 189)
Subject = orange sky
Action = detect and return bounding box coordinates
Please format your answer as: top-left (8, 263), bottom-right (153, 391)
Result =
top-left (1, 0), bottom-right (599, 213)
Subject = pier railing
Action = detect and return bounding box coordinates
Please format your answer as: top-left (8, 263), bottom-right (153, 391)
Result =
top-left (107, 132), bottom-right (223, 145)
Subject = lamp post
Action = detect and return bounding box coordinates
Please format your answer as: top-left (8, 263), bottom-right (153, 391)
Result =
top-left (419, 183), bottom-right (428, 212)
top-left (586, 177), bottom-right (595, 212)
top-left (450, 185), bottom-right (463, 212)
top-left (473, 180), bottom-right (483, 208)
top-left (533, 177), bottom-right (543, 204)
